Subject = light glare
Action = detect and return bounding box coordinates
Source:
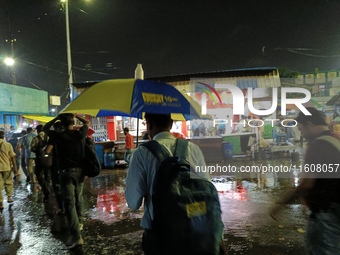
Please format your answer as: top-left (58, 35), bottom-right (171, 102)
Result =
top-left (4, 57), bottom-right (14, 66)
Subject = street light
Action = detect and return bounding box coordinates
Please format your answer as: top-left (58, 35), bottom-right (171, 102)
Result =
top-left (3, 57), bottom-right (14, 66)
top-left (61, 0), bottom-right (73, 89)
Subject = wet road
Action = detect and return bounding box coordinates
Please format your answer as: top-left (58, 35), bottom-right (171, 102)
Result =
top-left (1, 154), bottom-right (307, 255)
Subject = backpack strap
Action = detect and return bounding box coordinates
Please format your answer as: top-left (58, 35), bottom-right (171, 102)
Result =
top-left (37, 134), bottom-right (43, 145)
top-left (81, 136), bottom-right (88, 160)
top-left (316, 135), bottom-right (340, 154)
top-left (141, 140), bottom-right (173, 162)
top-left (141, 138), bottom-right (189, 162)
top-left (43, 133), bottom-right (48, 144)
top-left (173, 138), bottom-right (189, 163)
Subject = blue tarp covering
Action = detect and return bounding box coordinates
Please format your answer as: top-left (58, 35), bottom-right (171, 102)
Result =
top-left (0, 115), bottom-right (17, 126)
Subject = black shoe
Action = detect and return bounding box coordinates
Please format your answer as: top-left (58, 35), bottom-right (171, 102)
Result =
top-left (56, 209), bottom-right (65, 215)
top-left (43, 196), bottom-right (49, 203)
top-left (67, 238), bottom-right (84, 249)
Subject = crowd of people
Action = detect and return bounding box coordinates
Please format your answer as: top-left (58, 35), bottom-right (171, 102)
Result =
top-left (1, 109), bottom-right (340, 254)
top-left (0, 113), bottom-right (90, 250)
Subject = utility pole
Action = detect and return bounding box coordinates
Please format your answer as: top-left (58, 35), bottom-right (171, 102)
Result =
top-left (9, 38), bottom-right (16, 84)
top-left (61, 0), bottom-right (74, 100)
top-left (64, 0), bottom-right (73, 93)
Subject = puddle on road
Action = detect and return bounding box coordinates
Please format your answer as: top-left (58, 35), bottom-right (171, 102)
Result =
top-left (84, 170), bottom-right (143, 226)
top-left (85, 159), bottom-right (306, 240)
top-left (1, 156), bottom-right (306, 255)
top-left (87, 157), bottom-right (302, 225)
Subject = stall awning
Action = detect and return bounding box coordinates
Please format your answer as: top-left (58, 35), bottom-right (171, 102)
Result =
top-left (22, 115), bottom-right (54, 123)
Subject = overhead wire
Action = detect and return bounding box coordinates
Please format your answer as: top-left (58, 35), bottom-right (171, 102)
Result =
top-left (18, 58), bottom-right (119, 104)
top-left (275, 47), bottom-right (340, 58)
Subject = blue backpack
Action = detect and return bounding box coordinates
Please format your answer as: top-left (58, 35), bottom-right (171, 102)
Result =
top-left (141, 138), bottom-right (224, 255)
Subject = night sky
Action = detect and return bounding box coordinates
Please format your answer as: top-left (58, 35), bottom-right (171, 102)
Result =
top-left (1, 0), bottom-right (340, 106)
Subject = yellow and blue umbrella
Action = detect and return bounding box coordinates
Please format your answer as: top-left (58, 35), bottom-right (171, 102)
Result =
top-left (61, 79), bottom-right (203, 121)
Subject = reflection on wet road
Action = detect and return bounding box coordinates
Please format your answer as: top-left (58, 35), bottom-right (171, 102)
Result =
top-left (1, 156), bottom-right (307, 255)
top-left (86, 173), bottom-right (142, 225)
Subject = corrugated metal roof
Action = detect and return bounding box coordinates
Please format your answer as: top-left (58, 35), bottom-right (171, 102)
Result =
top-left (326, 92), bottom-right (340, 106)
top-left (71, 67), bottom-right (278, 89)
top-left (147, 67), bottom-right (278, 83)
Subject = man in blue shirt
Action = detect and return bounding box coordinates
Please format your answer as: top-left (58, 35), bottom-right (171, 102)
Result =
top-left (125, 113), bottom-right (210, 254)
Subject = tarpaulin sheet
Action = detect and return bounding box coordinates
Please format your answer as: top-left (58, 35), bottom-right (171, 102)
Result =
top-left (0, 82), bottom-right (48, 115)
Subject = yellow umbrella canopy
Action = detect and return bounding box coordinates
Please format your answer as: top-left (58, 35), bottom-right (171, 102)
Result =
top-left (61, 79), bottom-right (204, 121)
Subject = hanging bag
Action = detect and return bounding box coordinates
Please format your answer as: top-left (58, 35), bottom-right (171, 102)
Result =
top-left (82, 137), bottom-right (101, 177)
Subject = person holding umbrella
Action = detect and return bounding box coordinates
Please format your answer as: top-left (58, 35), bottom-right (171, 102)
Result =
top-left (125, 113), bottom-right (225, 254)
top-left (45, 113), bottom-right (90, 249)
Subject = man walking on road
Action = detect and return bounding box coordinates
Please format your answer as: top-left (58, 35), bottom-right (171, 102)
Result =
top-left (21, 127), bottom-right (37, 184)
top-left (270, 107), bottom-right (340, 255)
top-left (125, 113), bottom-right (225, 254)
top-left (30, 124), bottom-right (50, 202)
top-left (0, 130), bottom-right (18, 210)
top-left (45, 113), bottom-right (90, 249)
top-left (16, 130), bottom-right (29, 182)
top-left (44, 121), bottom-right (65, 215)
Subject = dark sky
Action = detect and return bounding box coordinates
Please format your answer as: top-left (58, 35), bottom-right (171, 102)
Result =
top-left (1, 0), bottom-right (340, 106)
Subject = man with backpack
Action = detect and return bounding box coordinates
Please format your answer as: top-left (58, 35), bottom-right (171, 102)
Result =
top-left (30, 124), bottom-right (50, 202)
top-left (125, 113), bottom-right (225, 255)
top-left (44, 121), bottom-right (65, 215)
top-left (270, 107), bottom-right (340, 254)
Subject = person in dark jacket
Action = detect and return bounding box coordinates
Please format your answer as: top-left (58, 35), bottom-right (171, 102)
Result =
top-left (45, 113), bottom-right (90, 249)
top-left (43, 121), bottom-right (65, 215)
top-left (30, 124), bottom-right (50, 202)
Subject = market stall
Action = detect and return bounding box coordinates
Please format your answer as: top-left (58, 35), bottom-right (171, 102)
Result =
top-left (221, 132), bottom-right (256, 155)
top-left (94, 139), bottom-right (150, 168)
top-left (189, 136), bottom-right (223, 163)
